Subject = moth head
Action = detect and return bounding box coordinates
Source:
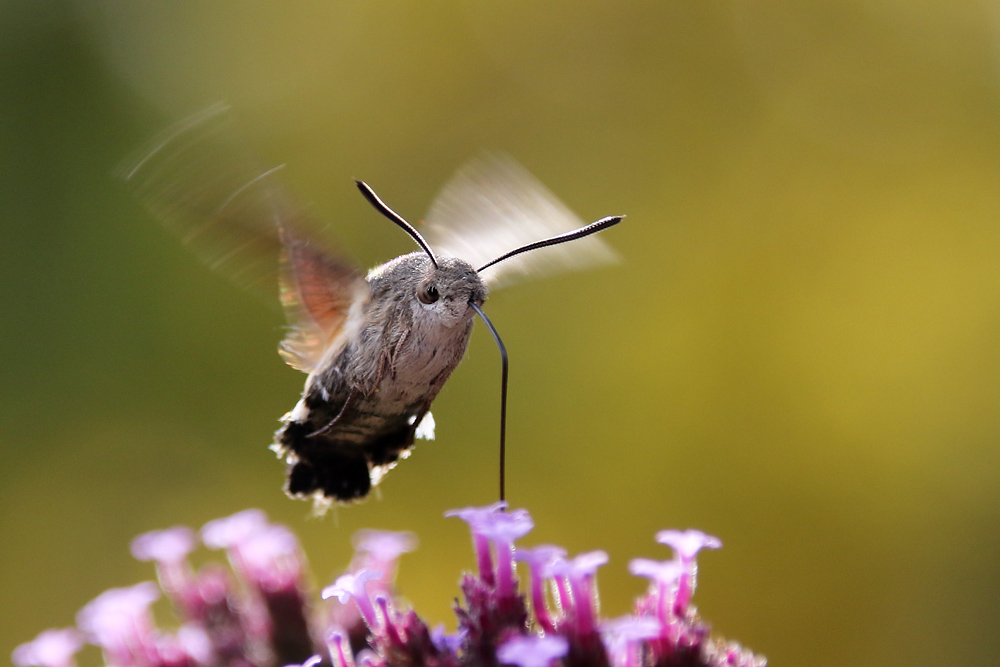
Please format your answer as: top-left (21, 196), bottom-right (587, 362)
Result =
top-left (374, 253), bottom-right (486, 328)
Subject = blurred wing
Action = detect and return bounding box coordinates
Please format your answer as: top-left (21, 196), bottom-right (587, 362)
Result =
top-left (278, 228), bottom-right (369, 372)
top-left (122, 104), bottom-right (367, 373)
top-left (423, 153), bottom-right (619, 290)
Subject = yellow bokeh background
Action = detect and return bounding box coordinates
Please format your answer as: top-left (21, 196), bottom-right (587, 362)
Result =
top-left (3, 2), bottom-right (1000, 666)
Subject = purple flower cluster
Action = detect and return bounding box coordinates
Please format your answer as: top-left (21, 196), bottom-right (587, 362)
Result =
top-left (13, 505), bottom-right (764, 667)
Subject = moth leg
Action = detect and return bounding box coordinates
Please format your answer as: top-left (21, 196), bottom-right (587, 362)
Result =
top-left (387, 328), bottom-right (410, 381)
top-left (307, 389), bottom-right (360, 438)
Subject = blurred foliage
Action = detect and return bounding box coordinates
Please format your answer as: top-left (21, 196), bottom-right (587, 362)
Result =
top-left (3, 2), bottom-right (1000, 666)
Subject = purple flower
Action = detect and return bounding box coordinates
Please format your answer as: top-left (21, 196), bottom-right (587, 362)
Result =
top-left (11, 629), bottom-right (83, 667)
top-left (443, 501), bottom-right (509, 526)
top-left (477, 509), bottom-right (534, 600)
top-left (138, 624), bottom-right (213, 667)
top-left (355, 648), bottom-right (384, 667)
top-left (447, 503), bottom-right (533, 601)
top-left (550, 551), bottom-right (608, 579)
top-left (174, 624), bottom-right (214, 664)
top-left (181, 563), bottom-right (252, 661)
top-left (326, 631), bottom-right (357, 667)
top-left (77, 581), bottom-right (219, 667)
top-left (445, 501), bottom-right (509, 585)
top-left (655, 530), bottom-right (722, 562)
top-left (352, 530), bottom-right (418, 563)
top-left (549, 551), bottom-right (608, 638)
top-left (601, 617), bottom-right (661, 667)
top-left (514, 545), bottom-right (567, 632)
top-left (289, 656), bottom-right (324, 667)
top-left (430, 624), bottom-right (464, 654)
top-left (474, 509), bottom-right (535, 545)
top-left (131, 526), bottom-right (197, 564)
top-left (655, 529), bottom-right (721, 615)
top-left (200, 508), bottom-right (269, 550)
top-left (76, 582), bottom-right (161, 666)
top-left (18, 509), bottom-right (763, 667)
top-left (323, 569), bottom-right (382, 629)
top-left (628, 558), bottom-right (683, 585)
top-left (202, 511), bottom-right (313, 665)
top-left (238, 524), bottom-right (305, 591)
top-left (322, 529), bottom-right (417, 649)
top-left (628, 558), bottom-right (684, 627)
top-left (348, 529), bottom-right (417, 600)
top-left (497, 635), bottom-right (569, 667)
top-left (601, 616), bottom-right (662, 643)
top-left (131, 526), bottom-right (199, 613)
top-left (447, 503), bottom-right (533, 662)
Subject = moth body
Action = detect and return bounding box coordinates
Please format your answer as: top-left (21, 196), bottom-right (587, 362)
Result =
top-left (275, 253), bottom-right (488, 502)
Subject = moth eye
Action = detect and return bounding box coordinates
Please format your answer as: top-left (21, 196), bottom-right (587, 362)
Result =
top-left (417, 282), bottom-right (440, 305)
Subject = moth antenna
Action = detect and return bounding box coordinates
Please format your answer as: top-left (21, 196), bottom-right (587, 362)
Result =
top-left (469, 302), bottom-right (508, 504)
top-left (355, 180), bottom-right (438, 268)
top-left (477, 215), bottom-right (624, 273)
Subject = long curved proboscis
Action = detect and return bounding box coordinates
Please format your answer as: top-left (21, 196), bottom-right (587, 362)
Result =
top-left (477, 214), bottom-right (624, 273)
top-left (470, 301), bottom-right (509, 504)
top-left (356, 180), bottom-right (439, 268)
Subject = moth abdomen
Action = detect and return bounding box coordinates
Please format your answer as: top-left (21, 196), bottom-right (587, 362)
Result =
top-left (284, 446), bottom-right (372, 501)
top-left (276, 392), bottom-right (422, 502)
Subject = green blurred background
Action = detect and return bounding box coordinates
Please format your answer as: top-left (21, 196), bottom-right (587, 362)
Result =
top-left (3, 1), bottom-right (1000, 665)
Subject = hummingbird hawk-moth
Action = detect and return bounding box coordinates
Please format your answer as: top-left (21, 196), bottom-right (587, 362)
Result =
top-left (125, 105), bottom-right (621, 507)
